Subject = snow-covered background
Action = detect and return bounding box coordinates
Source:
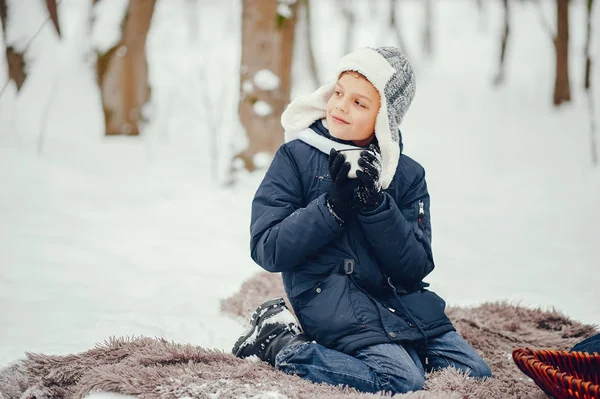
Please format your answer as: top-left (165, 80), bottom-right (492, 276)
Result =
top-left (1, 0), bottom-right (599, 373)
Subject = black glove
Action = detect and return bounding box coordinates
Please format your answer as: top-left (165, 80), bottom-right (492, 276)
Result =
top-left (354, 145), bottom-right (383, 212)
top-left (326, 148), bottom-right (358, 224)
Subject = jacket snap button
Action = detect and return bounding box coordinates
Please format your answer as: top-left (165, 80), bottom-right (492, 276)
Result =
top-left (388, 332), bottom-right (397, 338)
top-left (316, 287), bottom-right (322, 294)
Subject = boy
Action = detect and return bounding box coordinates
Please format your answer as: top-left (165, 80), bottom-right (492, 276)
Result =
top-left (232, 47), bottom-right (491, 394)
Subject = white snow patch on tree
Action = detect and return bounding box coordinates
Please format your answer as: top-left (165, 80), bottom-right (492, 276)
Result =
top-left (242, 79), bottom-right (254, 94)
top-left (232, 157), bottom-right (246, 170)
top-left (116, 45), bottom-right (127, 58)
top-left (253, 101), bottom-right (272, 117)
top-left (254, 69), bottom-right (280, 91)
top-left (90, 0), bottom-right (130, 54)
top-left (276, 0), bottom-right (296, 19)
top-left (253, 152), bottom-right (273, 169)
top-left (276, 4), bottom-right (292, 19)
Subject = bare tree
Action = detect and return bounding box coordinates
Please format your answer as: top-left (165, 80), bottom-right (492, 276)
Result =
top-left (553, 0), bottom-right (570, 105)
top-left (494, 0), bottom-right (510, 85)
top-left (96, 0), bottom-right (156, 135)
top-left (389, 0), bottom-right (410, 60)
top-left (302, 0), bottom-right (320, 88)
top-left (237, 0), bottom-right (299, 171)
top-left (340, 0), bottom-right (355, 56)
top-left (0, 0), bottom-right (26, 91)
top-left (584, 0), bottom-right (597, 165)
top-left (422, 0), bottom-right (433, 57)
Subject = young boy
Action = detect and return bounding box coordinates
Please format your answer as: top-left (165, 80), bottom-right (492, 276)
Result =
top-left (232, 47), bottom-right (491, 394)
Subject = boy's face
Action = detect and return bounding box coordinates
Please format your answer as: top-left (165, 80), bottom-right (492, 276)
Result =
top-left (326, 72), bottom-right (381, 145)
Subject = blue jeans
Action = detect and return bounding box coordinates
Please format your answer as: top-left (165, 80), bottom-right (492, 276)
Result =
top-left (571, 333), bottom-right (600, 354)
top-left (275, 331), bottom-right (492, 394)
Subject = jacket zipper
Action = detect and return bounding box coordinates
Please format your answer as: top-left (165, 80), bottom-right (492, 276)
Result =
top-left (418, 200), bottom-right (425, 230)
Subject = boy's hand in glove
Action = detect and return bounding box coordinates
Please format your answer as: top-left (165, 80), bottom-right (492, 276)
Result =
top-left (354, 145), bottom-right (384, 212)
top-left (326, 148), bottom-right (358, 225)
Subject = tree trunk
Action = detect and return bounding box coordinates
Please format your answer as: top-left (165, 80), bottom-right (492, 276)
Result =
top-left (96, 0), bottom-right (156, 136)
top-left (553, 0), bottom-right (570, 106)
top-left (237, 0), bottom-right (299, 171)
top-left (0, 0), bottom-right (26, 91)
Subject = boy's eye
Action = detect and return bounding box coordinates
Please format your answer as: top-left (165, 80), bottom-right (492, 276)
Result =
top-left (335, 90), bottom-right (342, 96)
top-left (355, 100), bottom-right (365, 108)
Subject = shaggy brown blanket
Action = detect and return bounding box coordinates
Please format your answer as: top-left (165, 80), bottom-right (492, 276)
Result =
top-left (0, 272), bottom-right (597, 399)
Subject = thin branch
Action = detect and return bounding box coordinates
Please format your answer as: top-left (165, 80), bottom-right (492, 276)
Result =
top-left (422, 0), bottom-right (433, 56)
top-left (37, 73), bottom-right (61, 156)
top-left (23, 0), bottom-right (63, 50)
top-left (534, 0), bottom-right (556, 44)
top-left (585, 0), bottom-right (597, 164)
top-left (0, 78), bottom-right (9, 98)
top-left (587, 88), bottom-right (598, 166)
top-left (46, 0), bottom-right (61, 37)
top-left (494, 0), bottom-right (510, 85)
top-left (584, 0), bottom-right (594, 90)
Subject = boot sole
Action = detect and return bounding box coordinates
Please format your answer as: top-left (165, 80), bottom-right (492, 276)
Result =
top-left (232, 297), bottom-right (286, 357)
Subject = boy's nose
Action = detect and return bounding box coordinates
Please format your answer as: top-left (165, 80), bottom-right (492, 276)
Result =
top-left (336, 99), bottom-right (348, 112)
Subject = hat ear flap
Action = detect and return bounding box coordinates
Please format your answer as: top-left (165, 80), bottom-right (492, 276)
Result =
top-left (282, 80), bottom-right (336, 142)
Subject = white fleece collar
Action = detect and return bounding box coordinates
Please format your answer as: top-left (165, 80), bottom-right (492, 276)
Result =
top-left (297, 128), bottom-right (360, 154)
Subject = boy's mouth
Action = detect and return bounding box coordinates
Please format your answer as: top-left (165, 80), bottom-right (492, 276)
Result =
top-left (331, 115), bottom-right (350, 124)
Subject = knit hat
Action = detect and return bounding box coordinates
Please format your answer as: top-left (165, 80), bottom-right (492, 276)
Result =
top-left (281, 47), bottom-right (416, 190)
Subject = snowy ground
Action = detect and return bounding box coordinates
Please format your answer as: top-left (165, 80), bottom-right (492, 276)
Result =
top-left (1, 0), bottom-right (599, 379)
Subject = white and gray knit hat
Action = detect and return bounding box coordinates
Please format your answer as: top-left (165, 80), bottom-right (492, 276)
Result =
top-left (281, 47), bottom-right (416, 190)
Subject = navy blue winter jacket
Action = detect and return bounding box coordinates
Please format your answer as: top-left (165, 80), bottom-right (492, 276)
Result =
top-left (250, 121), bottom-right (455, 355)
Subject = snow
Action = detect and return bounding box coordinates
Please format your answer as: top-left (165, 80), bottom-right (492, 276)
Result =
top-left (0, 2), bottom-right (599, 398)
top-left (262, 309), bottom-right (298, 327)
top-left (3, 0), bottom-right (54, 52)
top-left (250, 392), bottom-right (289, 399)
top-left (242, 79), bottom-right (254, 94)
top-left (85, 393), bottom-right (133, 399)
top-left (90, 0), bottom-right (130, 53)
top-left (253, 151), bottom-right (274, 169)
top-left (276, 0), bottom-right (296, 20)
top-left (254, 69), bottom-right (280, 91)
top-left (253, 100), bottom-right (273, 117)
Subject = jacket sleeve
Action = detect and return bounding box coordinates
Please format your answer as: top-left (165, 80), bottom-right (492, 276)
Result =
top-left (356, 167), bottom-right (434, 290)
top-left (250, 145), bottom-right (345, 273)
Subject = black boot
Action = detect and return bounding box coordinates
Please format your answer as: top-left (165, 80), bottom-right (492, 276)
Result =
top-left (232, 297), bottom-right (309, 367)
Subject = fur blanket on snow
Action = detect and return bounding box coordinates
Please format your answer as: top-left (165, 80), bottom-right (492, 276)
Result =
top-left (0, 272), bottom-right (597, 399)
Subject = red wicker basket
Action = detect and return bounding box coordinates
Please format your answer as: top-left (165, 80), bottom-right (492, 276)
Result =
top-left (512, 348), bottom-right (600, 399)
